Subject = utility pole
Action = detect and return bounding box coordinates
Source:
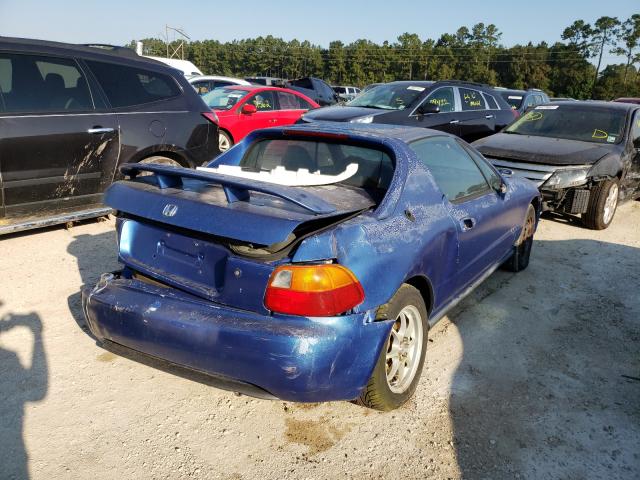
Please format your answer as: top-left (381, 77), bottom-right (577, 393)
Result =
top-left (162, 25), bottom-right (191, 59)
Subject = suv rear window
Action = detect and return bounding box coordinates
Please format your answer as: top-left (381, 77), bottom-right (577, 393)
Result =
top-left (0, 53), bottom-right (93, 112)
top-left (239, 139), bottom-right (394, 190)
top-left (87, 60), bottom-right (180, 108)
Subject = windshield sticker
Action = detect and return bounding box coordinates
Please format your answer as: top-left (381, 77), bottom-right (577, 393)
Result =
top-left (535, 105), bottom-right (558, 110)
top-left (607, 135), bottom-right (616, 143)
top-left (407, 86), bottom-right (425, 92)
top-left (508, 95), bottom-right (523, 100)
top-left (592, 129), bottom-right (608, 139)
top-left (523, 111), bottom-right (544, 122)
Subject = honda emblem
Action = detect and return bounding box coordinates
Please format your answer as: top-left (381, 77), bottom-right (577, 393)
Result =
top-left (162, 204), bottom-right (178, 217)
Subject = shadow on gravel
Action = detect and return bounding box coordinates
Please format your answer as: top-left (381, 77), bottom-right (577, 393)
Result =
top-left (448, 238), bottom-right (640, 479)
top-left (66, 231), bottom-right (118, 340)
top-left (0, 307), bottom-right (48, 480)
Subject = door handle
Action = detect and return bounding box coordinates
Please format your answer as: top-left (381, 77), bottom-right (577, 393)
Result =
top-left (461, 217), bottom-right (476, 230)
top-left (485, 114), bottom-right (494, 119)
top-left (87, 127), bottom-right (115, 134)
top-left (449, 119), bottom-right (460, 124)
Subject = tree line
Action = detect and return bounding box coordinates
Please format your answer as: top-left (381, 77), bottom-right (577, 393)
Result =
top-left (131, 15), bottom-right (640, 100)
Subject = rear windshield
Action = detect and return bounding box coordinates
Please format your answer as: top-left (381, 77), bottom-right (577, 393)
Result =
top-left (239, 139), bottom-right (394, 191)
top-left (500, 92), bottom-right (524, 110)
top-left (505, 105), bottom-right (627, 144)
top-left (202, 88), bottom-right (249, 110)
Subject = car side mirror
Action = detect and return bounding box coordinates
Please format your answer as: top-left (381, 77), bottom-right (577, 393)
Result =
top-left (241, 104), bottom-right (257, 115)
top-left (418, 103), bottom-right (440, 115)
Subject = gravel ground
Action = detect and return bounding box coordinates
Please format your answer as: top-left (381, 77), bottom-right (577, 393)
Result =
top-left (1, 202), bottom-right (639, 480)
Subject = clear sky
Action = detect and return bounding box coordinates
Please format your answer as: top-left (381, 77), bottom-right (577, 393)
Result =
top-left (0, 0), bottom-right (637, 65)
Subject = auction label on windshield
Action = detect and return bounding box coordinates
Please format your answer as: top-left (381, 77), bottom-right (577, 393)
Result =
top-left (407, 86), bottom-right (426, 91)
top-left (535, 105), bottom-right (559, 109)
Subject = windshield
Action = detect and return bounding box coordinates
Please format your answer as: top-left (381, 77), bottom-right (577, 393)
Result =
top-left (201, 88), bottom-right (249, 110)
top-left (500, 92), bottom-right (524, 110)
top-left (240, 139), bottom-right (394, 191)
top-left (348, 84), bottom-right (426, 110)
top-left (505, 105), bottom-right (627, 144)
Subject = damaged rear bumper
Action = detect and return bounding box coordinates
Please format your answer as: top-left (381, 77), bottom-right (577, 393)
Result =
top-left (82, 272), bottom-right (391, 402)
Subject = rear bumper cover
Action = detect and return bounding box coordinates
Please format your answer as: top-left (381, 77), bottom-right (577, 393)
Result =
top-left (82, 273), bottom-right (392, 402)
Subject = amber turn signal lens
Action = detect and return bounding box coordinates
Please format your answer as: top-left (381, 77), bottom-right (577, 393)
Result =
top-left (264, 264), bottom-right (364, 317)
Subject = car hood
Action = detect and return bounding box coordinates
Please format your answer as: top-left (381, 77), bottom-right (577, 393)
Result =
top-left (473, 134), bottom-right (617, 166)
top-left (302, 106), bottom-right (387, 122)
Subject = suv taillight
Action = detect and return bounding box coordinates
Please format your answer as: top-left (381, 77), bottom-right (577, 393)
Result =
top-left (202, 111), bottom-right (219, 125)
top-left (265, 264), bottom-right (364, 317)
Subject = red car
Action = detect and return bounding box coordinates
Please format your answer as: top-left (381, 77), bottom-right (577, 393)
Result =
top-left (201, 86), bottom-right (319, 151)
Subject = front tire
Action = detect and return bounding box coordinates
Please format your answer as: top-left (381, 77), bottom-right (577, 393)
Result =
top-left (504, 204), bottom-right (536, 272)
top-left (357, 284), bottom-right (428, 411)
top-left (583, 179), bottom-right (619, 230)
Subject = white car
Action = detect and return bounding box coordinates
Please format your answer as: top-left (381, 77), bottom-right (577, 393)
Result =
top-left (333, 85), bottom-right (361, 102)
top-left (188, 75), bottom-right (251, 95)
top-left (143, 56), bottom-right (203, 77)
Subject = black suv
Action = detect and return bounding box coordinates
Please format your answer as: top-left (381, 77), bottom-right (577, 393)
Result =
top-left (0, 37), bottom-right (219, 235)
top-left (300, 80), bottom-right (517, 142)
top-left (493, 87), bottom-right (550, 115)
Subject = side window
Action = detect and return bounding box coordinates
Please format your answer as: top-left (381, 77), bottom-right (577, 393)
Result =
top-left (277, 91), bottom-right (308, 110)
top-left (460, 88), bottom-right (486, 111)
top-left (483, 93), bottom-right (498, 110)
top-left (248, 91), bottom-right (275, 111)
top-left (214, 81), bottom-right (232, 89)
top-left (192, 81), bottom-right (209, 95)
top-left (0, 53), bottom-right (93, 112)
top-left (460, 141), bottom-right (502, 189)
top-left (423, 87), bottom-right (455, 113)
top-left (524, 95), bottom-right (536, 109)
top-left (86, 60), bottom-right (180, 108)
top-left (410, 136), bottom-right (490, 202)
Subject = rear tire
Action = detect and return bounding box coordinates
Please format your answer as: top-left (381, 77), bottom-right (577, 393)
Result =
top-left (503, 204), bottom-right (536, 272)
top-left (219, 131), bottom-right (233, 152)
top-left (137, 156), bottom-right (183, 176)
top-left (357, 284), bottom-right (428, 411)
top-left (583, 179), bottom-right (619, 230)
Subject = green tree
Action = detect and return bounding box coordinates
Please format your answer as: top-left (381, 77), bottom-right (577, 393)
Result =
top-left (612, 14), bottom-right (640, 87)
top-left (591, 16), bottom-right (621, 95)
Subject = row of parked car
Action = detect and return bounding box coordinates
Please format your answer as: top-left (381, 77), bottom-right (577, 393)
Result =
top-left (1, 36), bottom-right (639, 237)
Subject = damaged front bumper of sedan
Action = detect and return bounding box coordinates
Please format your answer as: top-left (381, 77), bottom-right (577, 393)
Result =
top-left (82, 271), bottom-right (393, 402)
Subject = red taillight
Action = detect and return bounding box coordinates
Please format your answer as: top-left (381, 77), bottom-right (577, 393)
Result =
top-left (264, 264), bottom-right (364, 317)
top-left (202, 111), bottom-right (219, 125)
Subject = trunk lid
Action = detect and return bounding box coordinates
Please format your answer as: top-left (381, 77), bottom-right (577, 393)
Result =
top-left (106, 164), bottom-right (374, 311)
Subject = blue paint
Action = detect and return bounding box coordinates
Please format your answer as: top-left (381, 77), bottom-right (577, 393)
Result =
top-left (84, 122), bottom-right (540, 402)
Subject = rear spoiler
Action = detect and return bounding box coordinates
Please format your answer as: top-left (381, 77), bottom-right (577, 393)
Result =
top-left (120, 163), bottom-right (336, 215)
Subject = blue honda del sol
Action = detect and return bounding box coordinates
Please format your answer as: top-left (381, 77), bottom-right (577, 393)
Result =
top-left (83, 123), bottom-right (540, 411)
